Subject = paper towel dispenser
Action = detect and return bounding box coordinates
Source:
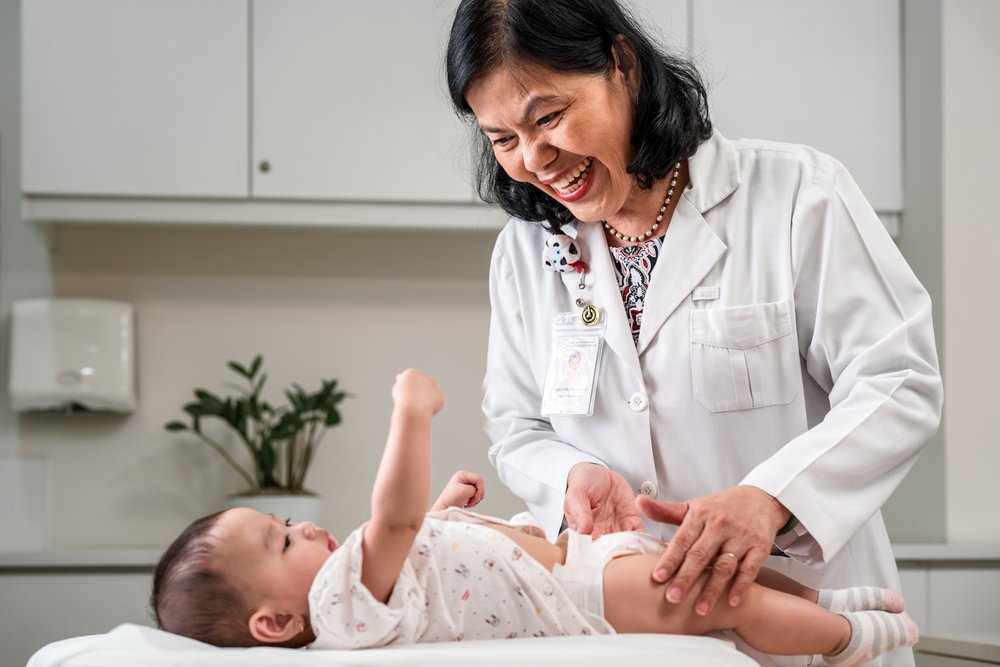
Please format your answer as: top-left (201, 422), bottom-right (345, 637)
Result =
top-left (8, 298), bottom-right (136, 413)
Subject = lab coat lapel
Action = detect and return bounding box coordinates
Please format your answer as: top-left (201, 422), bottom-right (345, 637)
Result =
top-left (635, 131), bottom-right (737, 356)
top-left (560, 222), bottom-right (643, 381)
top-left (636, 200), bottom-right (727, 356)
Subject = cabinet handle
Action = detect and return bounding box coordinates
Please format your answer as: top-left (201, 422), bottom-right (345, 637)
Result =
top-left (258, 160), bottom-right (271, 173)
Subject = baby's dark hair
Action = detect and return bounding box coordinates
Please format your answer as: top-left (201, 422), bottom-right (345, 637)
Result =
top-left (151, 511), bottom-right (259, 647)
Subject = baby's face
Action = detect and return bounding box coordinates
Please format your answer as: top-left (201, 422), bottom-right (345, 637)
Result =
top-left (212, 508), bottom-right (338, 618)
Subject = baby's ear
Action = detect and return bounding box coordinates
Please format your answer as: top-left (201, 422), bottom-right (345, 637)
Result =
top-left (248, 607), bottom-right (301, 644)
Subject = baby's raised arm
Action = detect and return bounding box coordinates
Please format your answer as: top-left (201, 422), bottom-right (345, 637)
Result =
top-left (361, 369), bottom-right (444, 602)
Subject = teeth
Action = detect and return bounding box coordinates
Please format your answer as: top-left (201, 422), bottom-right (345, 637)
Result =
top-left (553, 158), bottom-right (592, 194)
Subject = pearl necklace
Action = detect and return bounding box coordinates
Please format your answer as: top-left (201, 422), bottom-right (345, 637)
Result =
top-left (603, 161), bottom-right (682, 243)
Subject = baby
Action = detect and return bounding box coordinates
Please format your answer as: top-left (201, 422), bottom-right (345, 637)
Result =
top-left (152, 369), bottom-right (917, 665)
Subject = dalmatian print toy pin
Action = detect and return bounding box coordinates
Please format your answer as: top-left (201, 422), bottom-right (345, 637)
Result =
top-left (542, 234), bottom-right (588, 274)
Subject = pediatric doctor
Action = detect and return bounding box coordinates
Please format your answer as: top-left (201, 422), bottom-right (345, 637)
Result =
top-left (447, 1), bottom-right (942, 665)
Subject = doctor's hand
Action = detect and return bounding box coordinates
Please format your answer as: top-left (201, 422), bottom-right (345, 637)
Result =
top-left (564, 463), bottom-right (644, 539)
top-left (430, 470), bottom-right (485, 511)
top-left (636, 485), bottom-right (790, 616)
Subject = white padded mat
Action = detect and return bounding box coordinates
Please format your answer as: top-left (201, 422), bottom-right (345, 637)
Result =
top-left (28, 624), bottom-right (761, 667)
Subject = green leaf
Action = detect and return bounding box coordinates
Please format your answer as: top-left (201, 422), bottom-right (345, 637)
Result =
top-left (183, 402), bottom-right (211, 417)
top-left (231, 399), bottom-right (246, 434)
top-left (164, 421), bottom-right (189, 432)
top-left (227, 361), bottom-right (251, 379)
top-left (247, 395), bottom-right (262, 420)
top-left (249, 355), bottom-right (263, 379)
top-left (324, 409), bottom-right (341, 427)
top-left (285, 389), bottom-right (304, 412)
top-left (194, 390), bottom-right (225, 415)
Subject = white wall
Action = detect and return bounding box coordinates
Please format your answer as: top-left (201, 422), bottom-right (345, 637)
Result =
top-left (881, 0), bottom-right (946, 543)
top-left (0, 0), bottom-right (52, 457)
top-left (19, 225), bottom-right (525, 547)
top-left (942, 0), bottom-right (1000, 544)
top-left (0, 0), bottom-right (56, 551)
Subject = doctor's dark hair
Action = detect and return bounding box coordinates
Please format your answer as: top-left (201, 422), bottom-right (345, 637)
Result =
top-left (151, 511), bottom-right (307, 649)
top-left (446, 0), bottom-right (712, 232)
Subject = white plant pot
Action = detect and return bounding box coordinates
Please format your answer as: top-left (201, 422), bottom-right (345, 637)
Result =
top-left (225, 493), bottom-right (322, 524)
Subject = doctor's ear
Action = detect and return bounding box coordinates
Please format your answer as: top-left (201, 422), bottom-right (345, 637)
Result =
top-left (248, 607), bottom-right (303, 644)
top-left (610, 35), bottom-right (640, 88)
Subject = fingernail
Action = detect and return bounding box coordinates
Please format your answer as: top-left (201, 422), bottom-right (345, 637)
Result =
top-left (654, 568), bottom-right (667, 582)
top-left (667, 587), bottom-right (682, 603)
top-left (695, 600), bottom-right (709, 615)
top-left (730, 595), bottom-right (741, 607)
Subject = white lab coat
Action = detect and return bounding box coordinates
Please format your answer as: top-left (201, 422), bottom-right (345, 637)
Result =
top-left (483, 132), bottom-right (942, 666)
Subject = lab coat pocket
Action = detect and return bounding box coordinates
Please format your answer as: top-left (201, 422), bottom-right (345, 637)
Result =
top-left (690, 301), bottom-right (800, 413)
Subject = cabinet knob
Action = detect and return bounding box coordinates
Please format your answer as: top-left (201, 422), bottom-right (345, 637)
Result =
top-left (258, 160), bottom-right (271, 173)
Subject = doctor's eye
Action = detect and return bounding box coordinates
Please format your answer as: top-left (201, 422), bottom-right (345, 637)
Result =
top-left (537, 111), bottom-right (561, 127)
top-left (283, 535), bottom-right (291, 551)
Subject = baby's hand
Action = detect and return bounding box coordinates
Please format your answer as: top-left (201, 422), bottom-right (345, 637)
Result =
top-left (432, 470), bottom-right (485, 511)
top-left (391, 369), bottom-right (444, 417)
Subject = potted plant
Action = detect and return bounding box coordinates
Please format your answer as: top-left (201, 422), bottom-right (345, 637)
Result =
top-left (165, 354), bottom-right (348, 522)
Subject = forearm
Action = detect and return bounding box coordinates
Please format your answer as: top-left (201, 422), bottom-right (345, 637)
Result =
top-left (370, 404), bottom-right (433, 529)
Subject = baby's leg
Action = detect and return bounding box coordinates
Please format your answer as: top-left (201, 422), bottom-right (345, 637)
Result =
top-left (602, 554), bottom-right (915, 661)
top-left (754, 567), bottom-right (818, 602)
top-left (603, 554), bottom-right (847, 654)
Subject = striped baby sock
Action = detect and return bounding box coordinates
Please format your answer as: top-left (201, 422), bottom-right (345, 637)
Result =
top-left (822, 611), bottom-right (919, 666)
top-left (817, 586), bottom-right (905, 613)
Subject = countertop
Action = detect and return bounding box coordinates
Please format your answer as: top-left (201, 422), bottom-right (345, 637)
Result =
top-left (0, 548), bottom-right (161, 570)
top-left (918, 633), bottom-right (1000, 664)
top-left (3, 542), bottom-right (1000, 570)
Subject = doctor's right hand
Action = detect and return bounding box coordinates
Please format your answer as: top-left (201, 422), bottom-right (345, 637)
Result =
top-left (564, 463), bottom-right (644, 539)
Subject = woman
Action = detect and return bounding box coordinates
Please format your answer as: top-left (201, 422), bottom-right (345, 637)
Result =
top-left (446, 2), bottom-right (942, 665)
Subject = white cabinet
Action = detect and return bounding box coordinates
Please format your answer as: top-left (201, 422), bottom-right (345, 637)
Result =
top-left (0, 551), bottom-right (158, 667)
top-left (21, 0), bottom-right (249, 198)
top-left (22, 1), bottom-right (473, 204)
top-left (689, 0), bottom-right (902, 212)
top-left (252, 0), bottom-right (472, 202)
top-left (22, 1), bottom-right (903, 221)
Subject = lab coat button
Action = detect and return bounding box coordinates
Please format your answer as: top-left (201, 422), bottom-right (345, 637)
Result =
top-left (639, 481), bottom-right (658, 497)
top-left (628, 393), bottom-right (649, 412)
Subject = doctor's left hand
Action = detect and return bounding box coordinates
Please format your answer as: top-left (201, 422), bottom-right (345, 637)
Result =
top-left (564, 463), bottom-right (644, 539)
top-left (636, 485), bottom-right (790, 615)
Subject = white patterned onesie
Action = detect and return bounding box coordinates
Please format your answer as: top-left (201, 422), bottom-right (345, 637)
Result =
top-left (308, 509), bottom-right (605, 649)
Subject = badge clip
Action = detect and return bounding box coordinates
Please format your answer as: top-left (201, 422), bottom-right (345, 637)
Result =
top-left (580, 303), bottom-right (601, 326)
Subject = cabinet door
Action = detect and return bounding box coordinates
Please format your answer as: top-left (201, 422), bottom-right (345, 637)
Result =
top-left (691, 0), bottom-right (902, 212)
top-left (22, 0), bottom-right (249, 198)
top-left (252, 0), bottom-right (473, 202)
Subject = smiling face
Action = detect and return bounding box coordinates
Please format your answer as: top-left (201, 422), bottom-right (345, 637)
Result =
top-left (210, 508), bottom-right (337, 637)
top-left (466, 60), bottom-right (642, 226)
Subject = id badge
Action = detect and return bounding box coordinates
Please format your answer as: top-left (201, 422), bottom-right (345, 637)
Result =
top-left (540, 311), bottom-right (606, 416)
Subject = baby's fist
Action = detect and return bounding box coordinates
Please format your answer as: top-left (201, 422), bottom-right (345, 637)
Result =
top-left (392, 369), bottom-right (444, 416)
